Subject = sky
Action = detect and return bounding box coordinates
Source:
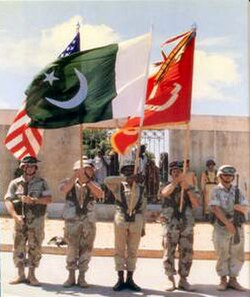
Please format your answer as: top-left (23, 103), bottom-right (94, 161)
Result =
top-left (0, 0), bottom-right (249, 117)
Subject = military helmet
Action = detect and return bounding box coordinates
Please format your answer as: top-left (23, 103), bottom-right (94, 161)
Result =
top-left (169, 161), bottom-right (183, 174)
top-left (120, 159), bottom-right (135, 176)
top-left (217, 165), bottom-right (236, 177)
top-left (206, 159), bottom-right (216, 166)
top-left (19, 156), bottom-right (40, 169)
top-left (73, 158), bottom-right (94, 170)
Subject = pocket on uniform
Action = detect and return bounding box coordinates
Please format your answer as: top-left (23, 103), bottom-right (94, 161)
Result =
top-left (62, 201), bottom-right (76, 220)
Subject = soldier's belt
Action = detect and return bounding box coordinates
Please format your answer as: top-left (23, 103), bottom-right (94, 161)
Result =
top-left (124, 210), bottom-right (142, 222)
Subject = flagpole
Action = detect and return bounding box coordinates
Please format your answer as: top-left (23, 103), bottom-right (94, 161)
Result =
top-left (76, 21), bottom-right (83, 168)
top-left (75, 21), bottom-right (85, 207)
top-left (179, 123), bottom-right (190, 212)
top-left (128, 29), bottom-right (153, 216)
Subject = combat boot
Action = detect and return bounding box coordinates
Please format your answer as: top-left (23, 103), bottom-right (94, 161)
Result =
top-left (27, 268), bottom-right (40, 286)
top-left (9, 264), bottom-right (26, 285)
top-left (178, 276), bottom-right (193, 291)
top-left (228, 277), bottom-right (246, 291)
top-left (78, 272), bottom-right (89, 288)
top-left (165, 275), bottom-right (176, 291)
top-left (217, 276), bottom-right (228, 291)
top-left (125, 271), bottom-right (141, 291)
top-left (113, 271), bottom-right (125, 291)
top-left (63, 270), bottom-right (76, 288)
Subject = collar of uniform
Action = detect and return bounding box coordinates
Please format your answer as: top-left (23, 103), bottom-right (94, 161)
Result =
top-left (20, 175), bottom-right (36, 183)
top-left (218, 182), bottom-right (233, 192)
top-left (75, 179), bottom-right (87, 188)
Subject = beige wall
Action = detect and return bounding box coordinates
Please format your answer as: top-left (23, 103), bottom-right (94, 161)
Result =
top-left (169, 115), bottom-right (250, 200)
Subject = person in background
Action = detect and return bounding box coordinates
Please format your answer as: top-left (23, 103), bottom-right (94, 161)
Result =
top-left (159, 152), bottom-right (169, 186)
top-left (93, 150), bottom-right (110, 185)
top-left (4, 156), bottom-right (52, 286)
top-left (145, 159), bottom-right (160, 203)
top-left (200, 159), bottom-right (218, 220)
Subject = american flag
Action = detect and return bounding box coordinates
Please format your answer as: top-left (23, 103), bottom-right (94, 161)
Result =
top-left (58, 32), bottom-right (80, 58)
top-left (4, 32), bottom-right (80, 160)
top-left (4, 104), bottom-right (44, 160)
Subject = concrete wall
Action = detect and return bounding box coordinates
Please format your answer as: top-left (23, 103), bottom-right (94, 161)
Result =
top-left (169, 115), bottom-right (250, 200)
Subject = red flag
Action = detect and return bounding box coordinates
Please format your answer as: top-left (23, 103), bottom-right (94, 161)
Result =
top-left (112, 29), bottom-right (196, 154)
top-left (4, 104), bottom-right (44, 160)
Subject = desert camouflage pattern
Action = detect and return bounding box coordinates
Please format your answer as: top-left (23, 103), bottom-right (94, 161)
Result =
top-left (13, 216), bottom-right (45, 268)
top-left (105, 176), bottom-right (146, 271)
top-left (161, 186), bottom-right (195, 277)
top-left (64, 218), bottom-right (96, 272)
top-left (210, 183), bottom-right (248, 277)
top-left (63, 183), bottom-right (96, 272)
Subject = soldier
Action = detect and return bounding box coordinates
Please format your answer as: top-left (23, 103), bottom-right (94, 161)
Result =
top-left (209, 165), bottom-right (249, 291)
top-left (59, 159), bottom-right (103, 288)
top-left (160, 161), bottom-right (199, 291)
top-left (200, 159), bottom-right (218, 219)
top-left (104, 161), bottom-right (146, 292)
top-left (4, 156), bottom-right (52, 286)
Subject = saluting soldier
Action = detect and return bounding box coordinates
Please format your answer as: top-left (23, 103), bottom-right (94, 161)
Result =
top-left (161, 161), bottom-right (199, 291)
top-left (59, 158), bottom-right (104, 288)
top-left (104, 161), bottom-right (146, 292)
top-left (4, 156), bottom-right (52, 286)
top-left (200, 159), bottom-right (218, 219)
top-left (209, 165), bottom-right (249, 291)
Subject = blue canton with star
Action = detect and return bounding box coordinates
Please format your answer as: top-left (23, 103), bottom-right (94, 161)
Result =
top-left (58, 32), bottom-right (80, 58)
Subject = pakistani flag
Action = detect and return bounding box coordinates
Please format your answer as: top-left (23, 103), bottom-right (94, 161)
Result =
top-left (26, 33), bottom-right (152, 129)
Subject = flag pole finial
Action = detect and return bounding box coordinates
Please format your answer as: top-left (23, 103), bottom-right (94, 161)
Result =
top-left (76, 22), bottom-right (80, 33)
top-left (191, 22), bottom-right (197, 32)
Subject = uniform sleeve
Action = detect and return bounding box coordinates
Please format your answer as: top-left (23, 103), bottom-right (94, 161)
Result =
top-left (239, 189), bottom-right (248, 206)
top-left (41, 179), bottom-right (52, 196)
top-left (209, 187), bottom-right (221, 206)
top-left (4, 180), bottom-right (17, 201)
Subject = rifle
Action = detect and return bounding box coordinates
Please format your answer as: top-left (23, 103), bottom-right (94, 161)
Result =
top-left (21, 181), bottom-right (29, 224)
top-left (233, 174), bottom-right (246, 245)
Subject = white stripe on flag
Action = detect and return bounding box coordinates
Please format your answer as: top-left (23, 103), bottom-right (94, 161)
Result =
top-left (8, 114), bottom-right (30, 134)
top-left (25, 128), bottom-right (43, 154)
top-left (14, 147), bottom-right (27, 159)
top-left (5, 134), bottom-right (23, 150)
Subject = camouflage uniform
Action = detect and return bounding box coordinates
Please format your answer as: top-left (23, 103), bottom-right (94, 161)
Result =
top-left (209, 184), bottom-right (248, 277)
top-left (104, 176), bottom-right (146, 272)
top-left (4, 175), bottom-right (51, 268)
top-left (161, 185), bottom-right (195, 278)
top-left (63, 180), bottom-right (96, 273)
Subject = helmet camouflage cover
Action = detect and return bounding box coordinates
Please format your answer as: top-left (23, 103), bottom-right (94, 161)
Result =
top-left (19, 156), bottom-right (40, 168)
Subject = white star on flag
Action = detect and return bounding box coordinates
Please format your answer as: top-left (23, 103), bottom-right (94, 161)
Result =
top-left (43, 70), bottom-right (59, 86)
